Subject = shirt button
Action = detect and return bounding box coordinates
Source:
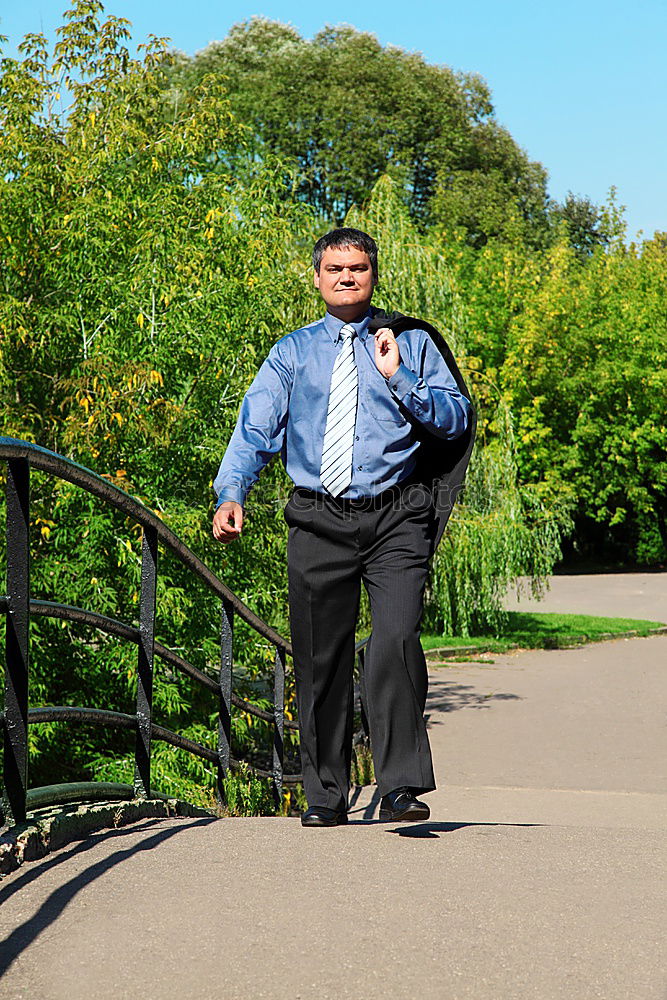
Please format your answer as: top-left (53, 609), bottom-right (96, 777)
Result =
top-left (357, 465), bottom-right (363, 470)
top-left (355, 435), bottom-right (360, 441)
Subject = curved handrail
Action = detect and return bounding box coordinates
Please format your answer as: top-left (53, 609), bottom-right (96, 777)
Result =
top-left (0, 437), bottom-right (291, 653)
top-left (0, 436), bottom-right (305, 823)
top-left (29, 599), bottom-right (300, 730)
top-left (20, 707), bottom-right (302, 786)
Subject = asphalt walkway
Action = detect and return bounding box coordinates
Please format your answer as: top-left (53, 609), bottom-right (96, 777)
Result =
top-left (0, 575), bottom-right (665, 999)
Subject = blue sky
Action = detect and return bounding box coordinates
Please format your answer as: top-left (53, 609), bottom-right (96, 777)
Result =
top-left (2, 0), bottom-right (665, 240)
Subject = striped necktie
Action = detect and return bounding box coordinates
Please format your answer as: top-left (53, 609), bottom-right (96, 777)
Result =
top-left (320, 323), bottom-right (358, 497)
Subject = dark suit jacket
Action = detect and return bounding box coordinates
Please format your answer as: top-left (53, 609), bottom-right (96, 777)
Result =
top-left (368, 307), bottom-right (476, 552)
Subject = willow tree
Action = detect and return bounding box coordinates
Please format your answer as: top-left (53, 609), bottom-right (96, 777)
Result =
top-left (347, 177), bottom-right (568, 634)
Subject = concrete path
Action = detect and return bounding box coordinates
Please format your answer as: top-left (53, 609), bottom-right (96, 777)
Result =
top-left (504, 570), bottom-right (667, 622)
top-left (1, 576), bottom-right (665, 999)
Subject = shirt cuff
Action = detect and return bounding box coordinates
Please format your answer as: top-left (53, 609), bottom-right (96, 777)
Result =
top-left (215, 485), bottom-right (247, 508)
top-left (387, 363), bottom-right (419, 400)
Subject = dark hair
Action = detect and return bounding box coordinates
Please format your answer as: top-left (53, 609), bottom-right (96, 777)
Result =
top-left (312, 227), bottom-right (378, 280)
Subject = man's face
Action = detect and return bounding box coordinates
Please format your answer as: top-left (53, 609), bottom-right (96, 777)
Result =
top-left (314, 245), bottom-right (376, 318)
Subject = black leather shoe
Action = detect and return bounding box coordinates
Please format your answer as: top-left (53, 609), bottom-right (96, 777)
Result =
top-left (379, 787), bottom-right (430, 822)
top-left (300, 806), bottom-right (348, 827)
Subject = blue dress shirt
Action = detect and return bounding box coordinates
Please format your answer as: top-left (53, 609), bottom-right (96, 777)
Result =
top-left (214, 310), bottom-right (471, 506)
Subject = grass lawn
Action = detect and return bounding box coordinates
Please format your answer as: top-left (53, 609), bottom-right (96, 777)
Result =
top-left (422, 612), bottom-right (667, 656)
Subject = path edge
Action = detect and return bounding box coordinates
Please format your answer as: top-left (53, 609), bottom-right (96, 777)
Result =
top-left (0, 797), bottom-right (215, 878)
top-left (425, 624), bottom-right (667, 662)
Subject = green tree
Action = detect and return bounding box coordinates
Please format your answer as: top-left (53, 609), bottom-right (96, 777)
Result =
top-left (168, 18), bottom-right (551, 245)
top-left (429, 125), bottom-right (552, 250)
top-left (550, 192), bottom-right (610, 261)
top-left (501, 228), bottom-right (667, 565)
top-left (447, 197), bottom-right (667, 567)
top-left (0, 0), bottom-right (314, 807)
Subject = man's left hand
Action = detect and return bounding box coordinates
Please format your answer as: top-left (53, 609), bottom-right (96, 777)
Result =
top-left (374, 327), bottom-right (401, 379)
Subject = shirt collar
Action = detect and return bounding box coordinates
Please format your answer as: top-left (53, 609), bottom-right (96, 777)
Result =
top-left (322, 309), bottom-right (372, 344)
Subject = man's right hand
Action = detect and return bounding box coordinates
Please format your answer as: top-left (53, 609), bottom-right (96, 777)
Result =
top-left (212, 501), bottom-right (244, 543)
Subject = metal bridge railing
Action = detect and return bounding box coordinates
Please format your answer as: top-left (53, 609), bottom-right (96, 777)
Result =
top-left (0, 437), bottom-right (315, 826)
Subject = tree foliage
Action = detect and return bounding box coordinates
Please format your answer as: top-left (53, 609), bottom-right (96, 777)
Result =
top-left (502, 234), bottom-right (667, 565)
top-left (168, 18), bottom-right (552, 246)
top-left (550, 192), bottom-right (610, 261)
top-left (0, 0), bottom-right (315, 808)
top-left (437, 202), bottom-right (667, 565)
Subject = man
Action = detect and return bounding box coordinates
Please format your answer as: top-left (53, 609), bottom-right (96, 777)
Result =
top-left (213, 228), bottom-right (472, 827)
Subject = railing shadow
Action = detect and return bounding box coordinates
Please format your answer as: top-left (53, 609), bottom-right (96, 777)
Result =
top-left (0, 815), bottom-right (215, 976)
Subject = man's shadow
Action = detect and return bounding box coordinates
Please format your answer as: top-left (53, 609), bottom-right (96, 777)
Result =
top-left (385, 821), bottom-right (540, 839)
top-left (348, 786), bottom-right (540, 837)
top-left (0, 815), bottom-right (216, 977)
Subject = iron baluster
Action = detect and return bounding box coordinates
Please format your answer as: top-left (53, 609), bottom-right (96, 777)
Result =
top-left (134, 525), bottom-right (158, 799)
top-left (217, 597), bottom-right (233, 805)
top-left (2, 458), bottom-right (30, 825)
top-left (273, 645), bottom-right (285, 809)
